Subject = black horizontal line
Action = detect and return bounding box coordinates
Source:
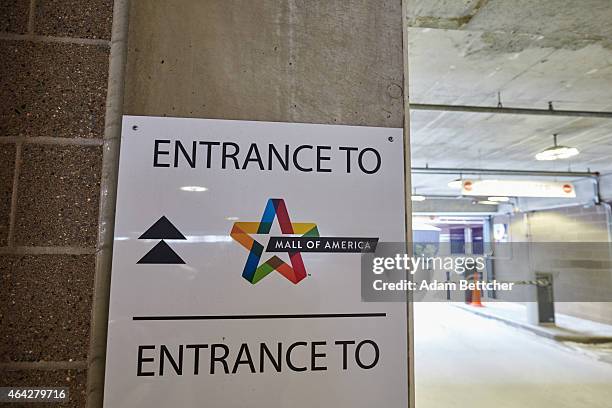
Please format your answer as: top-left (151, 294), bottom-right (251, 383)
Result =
top-left (133, 313), bottom-right (386, 321)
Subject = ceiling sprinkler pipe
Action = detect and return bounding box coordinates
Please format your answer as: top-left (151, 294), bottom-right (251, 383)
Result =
top-left (411, 167), bottom-right (599, 178)
top-left (410, 103), bottom-right (612, 119)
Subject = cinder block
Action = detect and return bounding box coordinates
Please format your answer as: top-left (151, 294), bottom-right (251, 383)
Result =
top-left (0, 0), bottom-right (30, 34)
top-left (14, 145), bottom-right (101, 247)
top-left (0, 144), bottom-right (15, 246)
top-left (0, 368), bottom-right (87, 407)
top-left (0, 255), bottom-right (94, 362)
top-left (35, 0), bottom-right (113, 39)
top-left (0, 41), bottom-right (108, 139)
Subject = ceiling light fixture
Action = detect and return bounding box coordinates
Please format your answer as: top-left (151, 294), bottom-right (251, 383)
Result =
top-left (535, 134), bottom-right (579, 161)
top-left (477, 200), bottom-right (498, 205)
top-left (488, 196), bottom-right (510, 202)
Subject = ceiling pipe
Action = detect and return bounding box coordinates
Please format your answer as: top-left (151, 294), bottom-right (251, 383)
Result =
top-left (411, 167), bottom-right (599, 178)
top-left (410, 103), bottom-right (612, 119)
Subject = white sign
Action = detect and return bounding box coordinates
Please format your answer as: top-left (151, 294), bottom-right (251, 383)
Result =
top-left (461, 179), bottom-right (576, 198)
top-left (104, 116), bottom-right (409, 408)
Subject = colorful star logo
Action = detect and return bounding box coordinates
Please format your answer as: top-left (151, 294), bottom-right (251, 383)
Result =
top-left (230, 199), bottom-right (319, 284)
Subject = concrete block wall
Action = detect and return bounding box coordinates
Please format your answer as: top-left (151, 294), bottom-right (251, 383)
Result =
top-left (0, 1), bottom-right (113, 406)
top-left (526, 205), bottom-right (609, 243)
top-left (493, 205), bottom-right (612, 324)
top-left (529, 205), bottom-right (612, 325)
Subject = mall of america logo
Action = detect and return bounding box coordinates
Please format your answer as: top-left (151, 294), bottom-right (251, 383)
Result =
top-left (230, 198), bottom-right (319, 284)
top-left (230, 198), bottom-right (379, 285)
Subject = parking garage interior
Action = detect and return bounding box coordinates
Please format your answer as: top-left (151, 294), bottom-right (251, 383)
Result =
top-left (407, 1), bottom-right (612, 407)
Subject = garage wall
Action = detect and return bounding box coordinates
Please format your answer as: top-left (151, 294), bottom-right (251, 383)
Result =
top-left (493, 204), bottom-right (612, 324)
top-left (0, 1), bottom-right (113, 405)
top-left (600, 173), bottom-right (612, 201)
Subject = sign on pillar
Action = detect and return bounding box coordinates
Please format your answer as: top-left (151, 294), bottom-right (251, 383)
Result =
top-left (104, 116), bottom-right (408, 408)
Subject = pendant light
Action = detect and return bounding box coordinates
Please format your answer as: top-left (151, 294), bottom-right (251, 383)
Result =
top-left (535, 134), bottom-right (579, 161)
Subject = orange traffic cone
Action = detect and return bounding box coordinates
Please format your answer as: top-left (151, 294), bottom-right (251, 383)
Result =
top-left (470, 271), bottom-right (484, 307)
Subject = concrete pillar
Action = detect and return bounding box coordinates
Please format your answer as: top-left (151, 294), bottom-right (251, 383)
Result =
top-left (123, 0), bottom-right (405, 127)
top-left (92, 0), bottom-right (412, 406)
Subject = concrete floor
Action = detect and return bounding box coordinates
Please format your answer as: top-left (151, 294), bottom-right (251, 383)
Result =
top-left (414, 303), bottom-right (612, 408)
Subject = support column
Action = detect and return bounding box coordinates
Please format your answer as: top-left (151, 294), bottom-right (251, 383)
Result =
top-left (90, 0), bottom-right (412, 406)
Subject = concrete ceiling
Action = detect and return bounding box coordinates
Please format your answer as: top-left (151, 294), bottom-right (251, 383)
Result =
top-left (407, 0), bottom-right (612, 198)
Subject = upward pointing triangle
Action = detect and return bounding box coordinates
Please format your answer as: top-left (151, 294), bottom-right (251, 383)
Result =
top-left (139, 216), bottom-right (186, 240)
top-left (137, 240), bottom-right (185, 264)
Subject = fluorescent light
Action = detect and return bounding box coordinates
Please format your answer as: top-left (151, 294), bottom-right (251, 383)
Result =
top-left (225, 216), bottom-right (239, 221)
top-left (488, 196), bottom-right (509, 202)
top-left (477, 200), bottom-right (498, 205)
top-left (535, 134), bottom-right (579, 161)
top-left (411, 195), bottom-right (426, 202)
top-left (180, 186), bottom-right (208, 192)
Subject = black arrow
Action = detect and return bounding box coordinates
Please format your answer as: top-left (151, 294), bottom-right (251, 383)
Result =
top-left (139, 216), bottom-right (186, 240)
top-left (137, 240), bottom-right (186, 264)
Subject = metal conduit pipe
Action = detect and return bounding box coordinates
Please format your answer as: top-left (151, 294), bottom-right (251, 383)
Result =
top-left (410, 103), bottom-right (612, 119)
top-left (411, 167), bottom-right (599, 178)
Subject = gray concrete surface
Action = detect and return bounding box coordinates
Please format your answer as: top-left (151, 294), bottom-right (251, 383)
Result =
top-left (415, 303), bottom-right (612, 408)
top-left (405, 0), bottom-right (612, 200)
top-left (123, 0), bottom-right (404, 128)
top-left (456, 303), bottom-right (612, 343)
